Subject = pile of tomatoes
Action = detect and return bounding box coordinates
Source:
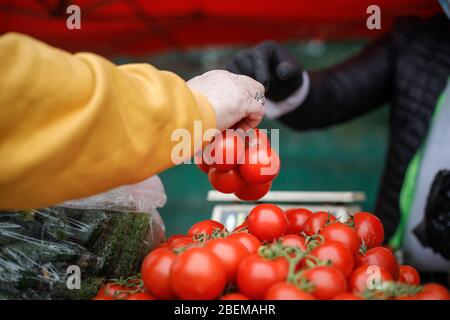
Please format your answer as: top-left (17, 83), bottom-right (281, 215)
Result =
top-left (196, 129), bottom-right (280, 201)
top-left (94, 205), bottom-right (450, 300)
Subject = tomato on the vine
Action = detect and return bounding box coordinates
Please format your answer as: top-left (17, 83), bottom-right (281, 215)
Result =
top-left (125, 292), bottom-right (156, 300)
top-left (308, 241), bottom-right (354, 277)
top-left (281, 234), bottom-right (307, 252)
top-left (220, 293), bottom-right (250, 300)
top-left (264, 282), bottom-right (316, 300)
top-left (320, 222), bottom-right (361, 256)
top-left (141, 248), bottom-right (177, 299)
top-left (237, 254), bottom-right (289, 299)
top-left (414, 283), bottom-right (450, 300)
top-left (168, 236), bottom-right (195, 250)
top-left (247, 204), bottom-right (288, 242)
top-left (355, 246), bottom-right (399, 280)
top-left (206, 131), bottom-right (244, 171)
top-left (170, 247), bottom-right (227, 300)
top-left (238, 145), bottom-right (280, 185)
top-left (398, 265), bottom-right (420, 285)
top-left (187, 220), bottom-right (226, 238)
top-left (205, 238), bottom-right (249, 283)
top-left (232, 221), bottom-right (248, 233)
top-left (331, 292), bottom-right (362, 300)
top-left (96, 283), bottom-right (130, 300)
top-left (348, 264), bottom-right (393, 293)
top-left (304, 211), bottom-right (337, 235)
top-left (285, 208), bottom-right (312, 234)
top-left (302, 266), bottom-right (347, 300)
top-left (353, 212), bottom-right (384, 248)
top-left (245, 128), bottom-right (270, 148)
top-left (234, 181), bottom-right (271, 201)
top-left (208, 167), bottom-right (244, 194)
top-left (227, 232), bottom-right (261, 253)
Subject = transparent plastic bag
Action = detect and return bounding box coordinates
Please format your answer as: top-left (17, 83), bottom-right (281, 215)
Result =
top-left (0, 176), bottom-right (166, 300)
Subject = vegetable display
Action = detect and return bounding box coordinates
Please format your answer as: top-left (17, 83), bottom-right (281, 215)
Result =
top-left (94, 206), bottom-right (450, 300)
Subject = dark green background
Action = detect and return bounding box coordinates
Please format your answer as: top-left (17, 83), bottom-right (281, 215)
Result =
top-left (119, 40), bottom-right (389, 236)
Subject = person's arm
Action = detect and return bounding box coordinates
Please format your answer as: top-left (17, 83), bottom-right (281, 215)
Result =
top-left (0, 33), bottom-right (263, 209)
top-left (279, 34), bottom-right (394, 130)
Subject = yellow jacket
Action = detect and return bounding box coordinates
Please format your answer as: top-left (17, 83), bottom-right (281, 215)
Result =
top-left (0, 33), bottom-right (216, 209)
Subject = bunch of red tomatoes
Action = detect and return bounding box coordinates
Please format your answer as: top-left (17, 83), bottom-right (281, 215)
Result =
top-left (196, 129), bottom-right (280, 201)
top-left (94, 205), bottom-right (449, 300)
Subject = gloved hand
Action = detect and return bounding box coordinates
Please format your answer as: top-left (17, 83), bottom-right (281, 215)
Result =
top-left (227, 40), bottom-right (303, 101)
top-left (414, 169), bottom-right (450, 260)
top-left (187, 70), bottom-right (265, 131)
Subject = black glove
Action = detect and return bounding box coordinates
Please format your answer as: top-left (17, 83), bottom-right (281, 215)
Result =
top-left (227, 40), bottom-right (303, 101)
top-left (413, 170), bottom-right (450, 260)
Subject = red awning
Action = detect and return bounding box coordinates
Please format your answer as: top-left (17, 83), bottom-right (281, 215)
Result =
top-left (0, 0), bottom-right (442, 56)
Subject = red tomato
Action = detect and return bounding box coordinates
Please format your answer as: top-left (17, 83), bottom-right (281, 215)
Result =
top-left (398, 265), bottom-right (420, 285)
top-left (170, 247), bottom-right (227, 300)
top-left (264, 282), bottom-right (316, 300)
top-left (168, 236), bottom-right (195, 250)
top-left (320, 222), bottom-right (361, 256)
top-left (97, 283), bottom-right (130, 300)
top-left (285, 208), bottom-right (313, 234)
top-left (234, 181), bottom-right (271, 201)
top-left (141, 248), bottom-right (177, 299)
top-left (247, 204), bottom-right (288, 242)
top-left (208, 167), bottom-right (244, 194)
top-left (331, 292), bottom-right (362, 300)
top-left (245, 128), bottom-right (270, 148)
top-left (309, 241), bottom-right (354, 277)
top-left (281, 234), bottom-right (307, 252)
top-left (232, 221), bottom-right (248, 233)
top-left (227, 232), bottom-right (261, 253)
top-left (353, 212), bottom-right (384, 248)
top-left (205, 238), bottom-right (249, 283)
top-left (194, 151), bottom-right (210, 174)
top-left (206, 131), bottom-right (244, 171)
top-left (304, 211), bottom-right (337, 235)
top-left (348, 264), bottom-right (393, 293)
top-left (415, 283), bottom-right (450, 300)
top-left (238, 145), bottom-right (280, 185)
top-left (237, 254), bottom-right (289, 299)
top-left (355, 247), bottom-right (399, 280)
top-left (187, 220), bottom-right (226, 238)
top-left (302, 266), bottom-right (347, 300)
top-left (220, 293), bottom-right (250, 300)
top-left (125, 292), bottom-right (156, 300)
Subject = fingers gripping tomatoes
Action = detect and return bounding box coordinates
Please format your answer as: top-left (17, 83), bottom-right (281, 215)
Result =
top-left (208, 167), bottom-right (244, 194)
top-left (285, 208), bottom-right (313, 234)
top-left (141, 248), bottom-right (177, 299)
top-left (353, 212), bottom-right (384, 248)
top-left (237, 254), bottom-right (289, 299)
top-left (187, 220), bottom-right (226, 238)
top-left (320, 222), bottom-right (361, 256)
top-left (303, 266), bottom-right (347, 300)
top-left (205, 238), bottom-right (249, 283)
top-left (247, 204), bottom-right (288, 242)
top-left (170, 247), bottom-right (227, 300)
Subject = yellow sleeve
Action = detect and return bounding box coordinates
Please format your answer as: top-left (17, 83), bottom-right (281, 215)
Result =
top-left (0, 32), bottom-right (216, 209)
